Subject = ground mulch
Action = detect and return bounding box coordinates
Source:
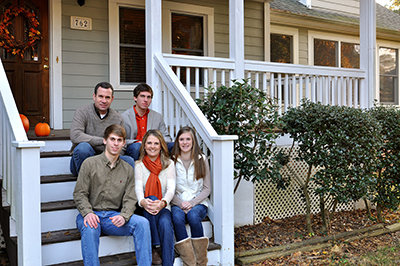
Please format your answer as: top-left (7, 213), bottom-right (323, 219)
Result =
top-left (235, 208), bottom-right (400, 265)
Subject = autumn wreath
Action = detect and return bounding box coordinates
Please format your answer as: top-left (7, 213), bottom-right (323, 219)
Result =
top-left (0, 6), bottom-right (41, 57)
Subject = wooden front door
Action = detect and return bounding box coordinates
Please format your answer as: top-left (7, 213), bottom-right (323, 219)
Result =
top-left (0, 0), bottom-right (49, 127)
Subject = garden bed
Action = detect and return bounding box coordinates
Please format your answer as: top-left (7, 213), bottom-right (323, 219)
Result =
top-left (235, 209), bottom-right (400, 265)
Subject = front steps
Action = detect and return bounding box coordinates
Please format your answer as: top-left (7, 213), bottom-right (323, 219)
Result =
top-left (2, 130), bottom-right (220, 265)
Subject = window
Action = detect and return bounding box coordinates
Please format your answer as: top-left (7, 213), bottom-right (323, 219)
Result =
top-left (341, 42), bottom-right (360, 69)
top-left (270, 26), bottom-right (298, 64)
top-left (270, 34), bottom-right (292, 63)
top-left (310, 32), bottom-right (360, 69)
top-left (171, 13), bottom-right (204, 56)
top-left (314, 39), bottom-right (338, 67)
top-left (109, 1), bottom-right (214, 90)
top-left (379, 47), bottom-right (398, 104)
top-left (119, 7), bottom-right (145, 84)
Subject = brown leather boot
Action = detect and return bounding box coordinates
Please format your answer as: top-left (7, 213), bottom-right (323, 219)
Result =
top-left (192, 237), bottom-right (208, 266)
top-left (175, 237), bottom-right (196, 266)
top-left (152, 247), bottom-right (162, 265)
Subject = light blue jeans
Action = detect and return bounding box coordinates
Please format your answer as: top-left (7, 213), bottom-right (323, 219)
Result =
top-left (70, 142), bottom-right (135, 176)
top-left (76, 211), bottom-right (152, 266)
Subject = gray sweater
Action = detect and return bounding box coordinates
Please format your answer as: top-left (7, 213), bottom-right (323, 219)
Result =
top-left (121, 107), bottom-right (172, 144)
top-left (70, 103), bottom-right (124, 153)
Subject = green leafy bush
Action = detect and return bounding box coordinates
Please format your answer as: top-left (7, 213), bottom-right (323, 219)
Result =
top-left (368, 105), bottom-right (400, 222)
top-left (196, 80), bottom-right (282, 192)
top-left (281, 100), bottom-right (381, 232)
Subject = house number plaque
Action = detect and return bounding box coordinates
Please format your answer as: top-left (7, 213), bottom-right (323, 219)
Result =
top-left (70, 16), bottom-right (92, 30)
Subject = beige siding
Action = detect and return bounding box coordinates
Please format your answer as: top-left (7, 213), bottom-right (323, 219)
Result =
top-left (62, 0), bottom-right (133, 128)
top-left (299, 28), bottom-right (308, 65)
top-left (311, 0), bottom-right (359, 16)
top-left (168, 0), bottom-right (265, 60)
top-left (61, 0), bottom-right (266, 127)
top-left (245, 1), bottom-right (264, 61)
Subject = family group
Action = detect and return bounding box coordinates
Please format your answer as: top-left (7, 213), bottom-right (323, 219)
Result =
top-left (70, 82), bottom-right (211, 266)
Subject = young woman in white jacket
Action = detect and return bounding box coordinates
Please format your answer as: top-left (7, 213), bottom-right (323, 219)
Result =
top-left (171, 126), bottom-right (211, 266)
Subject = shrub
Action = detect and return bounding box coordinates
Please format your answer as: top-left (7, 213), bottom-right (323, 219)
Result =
top-left (368, 105), bottom-right (400, 222)
top-left (281, 100), bottom-right (381, 233)
top-left (196, 80), bottom-right (282, 192)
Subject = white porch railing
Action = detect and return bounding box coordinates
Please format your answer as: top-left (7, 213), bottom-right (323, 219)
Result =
top-left (245, 60), bottom-right (367, 113)
top-left (0, 59), bottom-right (44, 265)
top-left (163, 54), bottom-right (367, 113)
top-left (154, 53), bottom-right (237, 265)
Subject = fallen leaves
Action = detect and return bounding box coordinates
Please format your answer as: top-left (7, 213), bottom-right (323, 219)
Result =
top-left (235, 208), bottom-right (400, 265)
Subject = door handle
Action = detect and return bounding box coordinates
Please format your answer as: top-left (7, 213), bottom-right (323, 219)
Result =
top-left (43, 64), bottom-right (49, 69)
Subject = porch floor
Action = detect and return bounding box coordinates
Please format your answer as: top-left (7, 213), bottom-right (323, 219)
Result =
top-left (27, 129), bottom-right (70, 140)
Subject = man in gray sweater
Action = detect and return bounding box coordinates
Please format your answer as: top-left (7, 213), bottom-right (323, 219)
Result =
top-left (121, 83), bottom-right (173, 160)
top-left (70, 82), bottom-right (134, 176)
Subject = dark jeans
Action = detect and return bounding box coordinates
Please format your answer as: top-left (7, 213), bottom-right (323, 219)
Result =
top-left (70, 142), bottom-right (135, 176)
top-left (171, 204), bottom-right (208, 242)
top-left (142, 195), bottom-right (175, 266)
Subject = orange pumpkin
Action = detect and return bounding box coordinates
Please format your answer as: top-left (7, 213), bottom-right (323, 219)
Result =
top-left (19, 114), bottom-right (29, 133)
top-left (35, 122), bottom-right (51, 137)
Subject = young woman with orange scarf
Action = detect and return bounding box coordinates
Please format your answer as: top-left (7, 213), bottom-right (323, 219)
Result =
top-left (135, 130), bottom-right (176, 265)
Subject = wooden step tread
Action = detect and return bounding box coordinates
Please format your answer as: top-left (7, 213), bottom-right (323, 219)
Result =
top-left (42, 200), bottom-right (75, 212)
top-left (41, 151), bottom-right (71, 158)
top-left (28, 129), bottom-right (70, 141)
top-left (50, 242), bottom-right (221, 266)
top-left (41, 174), bottom-right (76, 184)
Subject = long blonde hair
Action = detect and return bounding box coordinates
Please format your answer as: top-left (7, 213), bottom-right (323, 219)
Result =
top-left (138, 129), bottom-right (171, 170)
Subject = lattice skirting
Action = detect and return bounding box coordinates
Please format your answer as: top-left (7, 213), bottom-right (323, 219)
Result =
top-left (254, 146), bottom-right (354, 224)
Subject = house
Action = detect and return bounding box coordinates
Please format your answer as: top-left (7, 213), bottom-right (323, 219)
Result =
top-left (0, 0), bottom-right (392, 265)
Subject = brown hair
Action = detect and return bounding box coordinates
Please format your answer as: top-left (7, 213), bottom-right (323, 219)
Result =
top-left (139, 129), bottom-right (170, 169)
top-left (172, 126), bottom-right (206, 180)
top-left (133, 83), bottom-right (154, 98)
top-left (103, 124), bottom-right (126, 140)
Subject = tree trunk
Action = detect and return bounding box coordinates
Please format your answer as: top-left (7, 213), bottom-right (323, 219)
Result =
top-left (303, 165), bottom-right (314, 235)
top-left (320, 196), bottom-right (327, 233)
top-left (376, 202), bottom-right (384, 223)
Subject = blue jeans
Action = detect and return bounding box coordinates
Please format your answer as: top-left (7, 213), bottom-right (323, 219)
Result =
top-left (126, 142), bottom-right (174, 161)
top-left (76, 211), bottom-right (152, 266)
top-left (142, 196), bottom-right (175, 266)
top-left (70, 142), bottom-right (135, 176)
top-left (171, 204), bottom-right (207, 242)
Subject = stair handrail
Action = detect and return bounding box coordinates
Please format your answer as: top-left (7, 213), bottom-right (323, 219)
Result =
top-left (154, 53), bottom-right (237, 264)
top-left (0, 58), bottom-right (43, 265)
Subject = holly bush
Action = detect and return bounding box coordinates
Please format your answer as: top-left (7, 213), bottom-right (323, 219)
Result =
top-left (196, 80), bottom-right (282, 192)
top-left (281, 100), bottom-right (382, 232)
top-left (368, 105), bottom-right (400, 222)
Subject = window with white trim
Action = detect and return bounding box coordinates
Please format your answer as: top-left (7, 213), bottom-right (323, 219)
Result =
top-left (270, 25), bottom-right (298, 64)
top-left (379, 47), bottom-right (398, 104)
top-left (309, 31), bottom-right (360, 69)
top-left (109, 0), bottom-right (214, 90)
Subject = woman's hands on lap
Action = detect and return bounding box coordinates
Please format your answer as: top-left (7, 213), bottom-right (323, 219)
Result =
top-left (141, 198), bottom-right (165, 215)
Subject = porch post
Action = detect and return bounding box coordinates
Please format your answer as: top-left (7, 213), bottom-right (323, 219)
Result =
top-left (229, 0), bottom-right (245, 80)
top-left (359, 0), bottom-right (376, 108)
top-left (12, 141), bottom-right (44, 266)
top-left (146, 0), bottom-right (162, 113)
top-left (212, 137), bottom-right (237, 265)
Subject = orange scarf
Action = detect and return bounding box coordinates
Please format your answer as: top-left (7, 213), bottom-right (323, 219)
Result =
top-left (143, 155), bottom-right (162, 200)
